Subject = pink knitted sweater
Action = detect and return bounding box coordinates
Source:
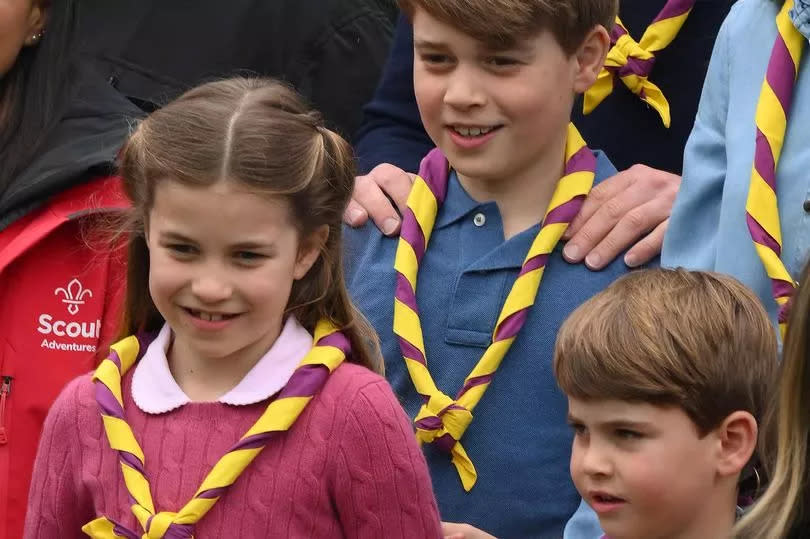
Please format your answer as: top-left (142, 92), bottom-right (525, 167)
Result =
top-left (23, 363), bottom-right (442, 538)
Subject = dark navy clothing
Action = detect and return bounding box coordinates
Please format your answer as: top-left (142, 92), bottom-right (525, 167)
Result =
top-left (345, 151), bottom-right (637, 538)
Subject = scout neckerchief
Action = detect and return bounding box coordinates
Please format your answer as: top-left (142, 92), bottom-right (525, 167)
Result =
top-left (393, 123), bottom-right (596, 491)
top-left (584, 0), bottom-right (697, 127)
top-left (82, 320), bottom-right (350, 539)
top-left (746, 0), bottom-right (806, 338)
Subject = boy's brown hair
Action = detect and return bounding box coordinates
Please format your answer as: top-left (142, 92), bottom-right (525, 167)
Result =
top-left (398, 0), bottom-right (618, 54)
top-left (554, 268), bottom-right (777, 436)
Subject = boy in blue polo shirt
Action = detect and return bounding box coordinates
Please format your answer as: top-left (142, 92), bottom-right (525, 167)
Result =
top-left (345, 0), bottom-right (622, 536)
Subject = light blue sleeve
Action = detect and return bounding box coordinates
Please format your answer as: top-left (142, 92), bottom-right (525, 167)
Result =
top-left (660, 5), bottom-right (733, 271)
top-left (563, 499), bottom-right (603, 539)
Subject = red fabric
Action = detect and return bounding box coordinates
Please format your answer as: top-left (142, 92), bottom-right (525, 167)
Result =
top-left (0, 177), bottom-right (128, 539)
top-left (24, 363), bottom-right (442, 538)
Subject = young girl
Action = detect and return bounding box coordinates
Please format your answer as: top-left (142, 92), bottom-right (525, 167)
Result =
top-left (23, 78), bottom-right (442, 539)
top-left (734, 259), bottom-right (810, 538)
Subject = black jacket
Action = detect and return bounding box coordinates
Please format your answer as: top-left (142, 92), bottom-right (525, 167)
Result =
top-left (77, 0), bottom-right (396, 138)
top-left (0, 63), bottom-right (140, 229)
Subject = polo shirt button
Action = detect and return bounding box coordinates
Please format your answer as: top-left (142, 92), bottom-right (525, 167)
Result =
top-left (804, 199), bottom-right (810, 213)
top-left (473, 213), bottom-right (486, 227)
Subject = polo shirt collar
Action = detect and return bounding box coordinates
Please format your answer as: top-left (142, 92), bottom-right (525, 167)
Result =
top-left (131, 316), bottom-right (312, 414)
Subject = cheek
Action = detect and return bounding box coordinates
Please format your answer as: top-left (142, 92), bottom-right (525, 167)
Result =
top-left (148, 253), bottom-right (185, 303)
top-left (414, 74), bottom-right (443, 126)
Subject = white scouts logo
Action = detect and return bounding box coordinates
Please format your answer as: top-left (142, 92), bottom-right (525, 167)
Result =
top-left (55, 278), bottom-right (93, 315)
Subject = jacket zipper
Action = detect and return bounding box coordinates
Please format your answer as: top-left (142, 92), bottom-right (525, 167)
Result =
top-left (0, 376), bottom-right (11, 445)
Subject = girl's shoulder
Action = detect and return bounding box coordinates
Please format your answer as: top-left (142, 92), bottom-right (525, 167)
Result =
top-left (51, 371), bottom-right (98, 414)
top-left (322, 362), bottom-right (390, 400)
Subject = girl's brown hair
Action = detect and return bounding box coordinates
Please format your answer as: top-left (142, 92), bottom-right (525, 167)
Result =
top-left (735, 262), bottom-right (810, 538)
top-left (116, 78), bottom-right (382, 373)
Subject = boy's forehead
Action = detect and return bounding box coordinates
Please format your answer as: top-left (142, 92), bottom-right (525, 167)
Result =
top-left (411, 4), bottom-right (545, 52)
top-left (567, 397), bottom-right (681, 423)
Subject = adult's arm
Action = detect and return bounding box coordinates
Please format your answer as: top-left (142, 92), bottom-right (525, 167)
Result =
top-left (660, 6), bottom-right (732, 270)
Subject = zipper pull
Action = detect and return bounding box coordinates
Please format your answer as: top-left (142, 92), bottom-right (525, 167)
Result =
top-left (0, 376), bottom-right (11, 445)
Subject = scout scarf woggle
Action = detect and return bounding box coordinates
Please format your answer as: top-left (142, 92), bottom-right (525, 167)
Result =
top-left (393, 123), bottom-right (596, 491)
top-left (745, 0), bottom-right (806, 338)
top-left (82, 320), bottom-right (350, 539)
top-left (584, 0), bottom-right (696, 127)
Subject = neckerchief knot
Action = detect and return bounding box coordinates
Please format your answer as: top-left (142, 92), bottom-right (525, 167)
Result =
top-left (584, 0), bottom-right (697, 127)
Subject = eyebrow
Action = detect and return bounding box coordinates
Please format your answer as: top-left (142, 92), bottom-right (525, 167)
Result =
top-left (566, 413), bottom-right (651, 430)
top-left (159, 231), bottom-right (275, 251)
top-left (414, 39), bottom-right (451, 51)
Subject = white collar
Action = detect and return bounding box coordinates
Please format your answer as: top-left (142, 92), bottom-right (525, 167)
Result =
top-left (131, 316), bottom-right (313, 414)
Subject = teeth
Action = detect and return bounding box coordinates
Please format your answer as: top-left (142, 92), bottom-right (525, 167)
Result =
top-left (454, 126), bottom-right (494, 137)
top-left (191, 310), bottom-right (226, 322)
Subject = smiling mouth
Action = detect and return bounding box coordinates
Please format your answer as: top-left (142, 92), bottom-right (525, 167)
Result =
top-left (592, 493), bottom-right (626, 504)
top-left (449, 125), bottom-right (502, 137)
top-left (184, 308), bottom-right (240, 322)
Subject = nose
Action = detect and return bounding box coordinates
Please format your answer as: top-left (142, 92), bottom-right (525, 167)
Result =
top-left (443, 65), bottom-right (486, 110)
top-left (573, 436), bottom-right (613, 479)
top-left (190, 267), bottom-right (233, 304)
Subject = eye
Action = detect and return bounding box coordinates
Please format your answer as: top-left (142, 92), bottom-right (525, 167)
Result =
top-left (615, 429), bottom-right (643, 441)
top-left (420, 53), bottom-right (453, 66)
top-left (485, 56), bottom-right (520, 68)
top-left (233, 251), bottom-right (266, 263)
top-left (165, 243), bottom-right (197, 257)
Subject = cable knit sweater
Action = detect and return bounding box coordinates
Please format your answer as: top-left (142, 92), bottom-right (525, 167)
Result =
top-left (23, 363), bottom-right (442, 538)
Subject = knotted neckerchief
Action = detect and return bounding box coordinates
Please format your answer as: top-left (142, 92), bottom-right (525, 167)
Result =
top-left (393, 123), bottom-right (596, 491)
top-left (82, 320), bottom-right (350, 539)
top-left (746, 0), bottom-right (806, 338)
top-left (584, 0), bottom-right (696, 127)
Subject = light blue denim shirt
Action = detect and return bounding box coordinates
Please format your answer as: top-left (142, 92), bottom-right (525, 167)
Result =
top-left (662, 0), bottom-right (810, 330)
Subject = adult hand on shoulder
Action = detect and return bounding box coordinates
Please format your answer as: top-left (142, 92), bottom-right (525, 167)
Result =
top-left (562, 164), bottom-right (680, 270)
top-left (343, 163), bottom-right (416, 236)
top-left (441, 521), bottom-right (498, 539)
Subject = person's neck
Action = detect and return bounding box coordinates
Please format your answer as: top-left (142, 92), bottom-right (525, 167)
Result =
top-left (670, 482), bottom-right (737, 539)
top-left (457, 131), bottom-right (568, 240)
top-left (167, 324), bottom-right (282, 402)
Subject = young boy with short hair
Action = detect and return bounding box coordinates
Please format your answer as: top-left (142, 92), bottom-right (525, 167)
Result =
top-left (554, 268), bottom-right (778, 539)
top-left (345, 0), bottom-right (626, 536)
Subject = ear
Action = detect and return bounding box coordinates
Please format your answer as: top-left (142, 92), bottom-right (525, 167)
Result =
top-left (572, 25), bottom-right (611, 94)
top-left (23, 2), bottom-right (48, 46)
top-left (294, 225), bottom-right (329, 280)
top-left (714, 411), bottom-right (758, 479)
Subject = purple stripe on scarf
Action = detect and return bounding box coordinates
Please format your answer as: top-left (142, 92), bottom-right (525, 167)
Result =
top-left (754, 130), bottom-right (777, 190)
top-left (544, 196), bottom-right (585, 226)
top-left (400, 208), bottom-right (428, 262)
top-left (232, 432), bottom-right (273, 452)
top-left (618, 56), bottom-right (656, 78)
top-left (197, 486), bottom-right (228, 500)
top-left (415, 416), bottom-right (444, 431)
top-left (112, 520), bottom-right (140, 539)
top-left (433, 433), bottom-right (458, 453)
top-left (317, 331), bottom-right (351, 355)
top-left (162, 523), bottom-right (195, 539)
top-left (518, 254), bottom-right (549, 277)
top-left (493, 309), bottom-right (529, 342)
top-left (107, 350), bottom-right (123, 371)
top-left (746, 213), bottom-right (782, 256)
top-left (396, 272), bottom-right (420, 313)
top-left (398, 336), bottom-right (427, 366)
top-left (779, 300), bottom-right (793, 324)
top-left (119, 451), bottom-right (146, 475)
top-left (766, 35), bottom-right (798, 114)
top-left (96, 384), bottom-right (125, 419)
top-left (773, 278), bottom-right (796, 299)
top-left (457, 374), bottom-right (493, 398)
top-left (610, 23), bottom-right (627, 43)
top-left (565, 145), bottom-right (596, 175)
top-left (652, 0), bottom-right (695, 23)
top-left (278, 364), bottom-right (329, 398)
top-left (419, 149), bottom-right (451, 204)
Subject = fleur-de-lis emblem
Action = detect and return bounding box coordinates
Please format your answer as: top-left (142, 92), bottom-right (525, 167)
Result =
top-left (55, 278), bottom-right (93, 315)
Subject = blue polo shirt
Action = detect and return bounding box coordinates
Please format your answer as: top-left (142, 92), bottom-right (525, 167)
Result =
top-left (344, 151), bottom-right (633, 538)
